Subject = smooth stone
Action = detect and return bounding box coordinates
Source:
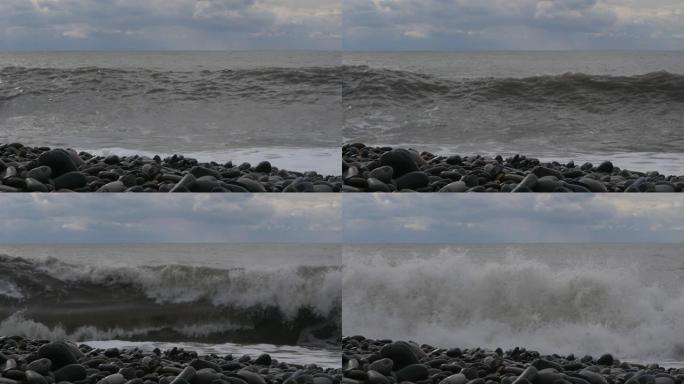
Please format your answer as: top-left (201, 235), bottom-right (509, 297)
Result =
top-left (104, 155), bottom-right (120, 165)
top-left (193, 369), bottom-right (219, 384)
top-left (367, 358), bottom-right (393, 376)
top-left (194, 176), bottom-right (221, 192)
top-left (170, 174), bottom-right (196, 193)
top-left (97, 374), bottom-right (126, 384)
top-left (368, 166), bottom-right (394, 184)
top-left (170, 366), bottom-right (196, 384)
top-left (25, 178), bottom-right (48, 192)
top-left (26, 359), bottom-right (51, 376)
top-left (367, 177), bottom-right (390, 192)
top-left (439, 181), bottom-right (468, 192)
top-left (596, 161), bottom-right (614, 173)
top-left (54, 171), bottom-right (87, 190)
top-left (379, 341), bottom-right (420, 370)
top-left (254, 161), bottom-right (272, 173)
top-left (395, 171), bottom-right (429, 190)
top-left (578, 177), bottom-right (608, 192)
top-left (25, 371), bottom-right (47, 384)
top-left (654, 184), bottom-right (675, 192)
top-left (532, 166), bottom-right (564, 180)
top-left (97, 181), bottom-right (127, 192)
top-left (366, 371), bottom-right (389, 384)
top-left (513, 366), bottom-right (538, 384)
top-left (380, 149), bottom-right (419, 178)
top-left (440, 373), bottom-right (468, 384)
top-left (283, 178), bottom-right (314, 192)
top-left (596, 354), bottom-right (614, 366)
top-left (27, 166), bottom-right (52, 183)
top-left (396, 364), bottom-right (429, 382)
top-left (38, 149), bottom-right (77, 177)
top-left (54, 364), bottom-right (87, 382)
top-left (236, 177), bottom-right (266, 192)
top-left (141, 163), bottom-right (161, 179)
top-left (512, 174), bottom-right (538, 192)
top-left (189, 166), bottom-right (221, 179)
top-left (237, 370), bottom-right (267, 384)
top-left (534, 176), bottom-right (560, 192)
top-left (37, 342), bottom-right (80, 369)
top-left (579, 370), bottom-right (608, 384)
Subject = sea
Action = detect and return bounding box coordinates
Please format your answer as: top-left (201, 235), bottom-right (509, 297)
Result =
top-left (0, 243), bottom-right (341, 367)
top-left (343, 51), bottom-right (684, 174)
top-left (0, 51), bottom-right (341, 175)
top-left (343, 243), bottom-right (684, 367)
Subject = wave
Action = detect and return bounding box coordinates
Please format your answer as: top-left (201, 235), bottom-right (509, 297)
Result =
top-left (0, 255), bottom-right (341, 345)
top-left (342, 248), bottom-right (684, 361)
top-left (342, 66), bottom-right (684, 107)
top-left (0, 66), bottom-right (342, 103)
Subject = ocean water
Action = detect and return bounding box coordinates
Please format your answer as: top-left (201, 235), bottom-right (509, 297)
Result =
top-left (343, 51), bottom-right (684, 174)
top-left (0, 51), bottom-right (341, 173)
top-left (343, 244), bottom-right (684, 365)
top-left (0, 243), bottom-right (341, 367)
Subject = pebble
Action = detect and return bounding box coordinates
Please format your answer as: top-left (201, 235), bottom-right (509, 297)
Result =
top-left (343, 144), bottom-right (684, 192)
top-left (0, 144), bottom-right (340, 192)
top-left (1, 338), bottom-right (340, 384)
top-left (343, 337), bottom-right (684, 384)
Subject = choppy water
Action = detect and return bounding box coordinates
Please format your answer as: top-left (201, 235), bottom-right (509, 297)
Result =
top-left (0, 52), bottom-right (341, 172)
top-left (343, 52), bottom-right (684, 173)
top-left (343, 244), bottom-right (684, 364)
top-left (0, 244), bottom-right (341, 363)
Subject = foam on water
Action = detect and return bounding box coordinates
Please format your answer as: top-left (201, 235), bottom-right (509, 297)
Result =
top-left (343, 246), bottom-right (684, 362)
top-left (380, 143), bottom-right (684, 174)
top-left (83, 340), bottom-right (341, 368)
top-left (85, 146), bottom-right (341, 175)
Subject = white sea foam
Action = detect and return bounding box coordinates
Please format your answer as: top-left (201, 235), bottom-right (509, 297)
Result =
top-left (343, 247), bottom-right (684, 362)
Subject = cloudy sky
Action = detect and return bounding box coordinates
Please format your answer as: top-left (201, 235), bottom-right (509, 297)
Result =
top-left (0, 0), bottom-right (340, 50)
top-left (344, 195), bottom-right (684, 243)
top-left (0, 195), bottom-right (340, 243)
top-left (345, 0), bottom-right (684, 50)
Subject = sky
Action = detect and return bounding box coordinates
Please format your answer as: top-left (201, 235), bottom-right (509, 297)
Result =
top-left (0, 194), bottom-right (340, 243)
top-left (1, 1), bottom-right (683, 51)
top-left (0, 0), bottom-right (341, 50)
top-left (344, 0), bottom-right (684, 50)
top-left (344, 194), bottom-right (684, 243)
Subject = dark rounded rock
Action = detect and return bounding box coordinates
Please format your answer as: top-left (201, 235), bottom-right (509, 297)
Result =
top-left (26, 358), bottom-right (51, 376)
top-left (25, 371), bottom-right (47, 384)
top-left (27, 166), bottom-right (52, 183)
top-left (254, 161), bottom-right (272, 174)
top-left (97, 181), bottom-right (127, 192)
top-left (37, 342), bottom-right (80, 369)
top-left (396, 364), bottom-right (429, 382)
top-left (104, 155), bottom-right (120, 165)
top-left (596, 161), bottom-right (614, 173)
top-left (439, 181), bottom-right (468, 192)
top-left (367, 178), bottom-right (390, 192)
top-left (395, 171), bottom-right (429, 190)
top-left (379, 341), bottom-right (420, 370)
top-left (380, 149), bottom-right (419, 178)
top-left (38, 149), bottom-right (78, 177)
top-left (367, 358), bottom-right (393, 376)
top-left (596, 354), bottom-right (614, 366)
top-left (54, 364), bottom-right (87, 382)
top-left (54, 171), bottom-right (87, 190)
top-left (368, 166), bottom-right (394, 184)
top-left (254, 354), bottom-right (271, 366)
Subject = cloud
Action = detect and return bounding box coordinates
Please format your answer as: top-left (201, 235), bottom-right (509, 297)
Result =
top-left (0, 0), bottom-right (340, 50)
top-left (343, 195), bottom-right (684, 243)
top-left (0, 194), bottom-right (340, 243)
top-left (344, 0), bottom-right (684, 50)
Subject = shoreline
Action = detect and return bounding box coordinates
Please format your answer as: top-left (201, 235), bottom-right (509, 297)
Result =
top-left (343, 144), bottom-right (684, 192)
top-left (0, 337), bottom-right (341, 384)
top-left (0, 143), bottom-right (341, 192)
top-left (342, 336), bottom-right (684, 384)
